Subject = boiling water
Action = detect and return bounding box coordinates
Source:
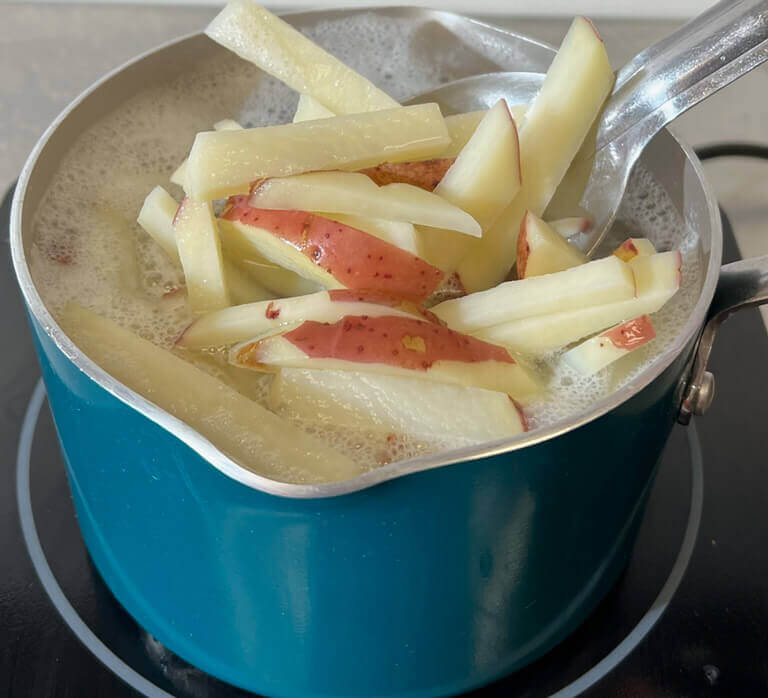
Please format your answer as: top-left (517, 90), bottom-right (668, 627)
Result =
top-left (28, 15), bottom-right (702, 480)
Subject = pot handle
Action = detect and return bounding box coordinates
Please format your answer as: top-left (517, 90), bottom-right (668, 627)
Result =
top-left (678, 253), bottom-right (768, 424)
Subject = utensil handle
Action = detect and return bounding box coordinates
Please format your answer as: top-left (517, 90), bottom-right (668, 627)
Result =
top-left (598, 0), bottom-right (768, 153)
top-left (678, 253), bottom-right (768, 424)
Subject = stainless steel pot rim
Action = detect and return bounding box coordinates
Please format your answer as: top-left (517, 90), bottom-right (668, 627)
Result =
top-left (10, 14), bottom-right (723, 500)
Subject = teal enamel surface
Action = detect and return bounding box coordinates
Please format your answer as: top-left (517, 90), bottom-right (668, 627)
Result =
top-left (29, 315), bottom-right (694, 697)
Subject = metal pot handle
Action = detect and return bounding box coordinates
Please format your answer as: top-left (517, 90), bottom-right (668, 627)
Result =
top-left (678, 253), bottom-right (768, 424)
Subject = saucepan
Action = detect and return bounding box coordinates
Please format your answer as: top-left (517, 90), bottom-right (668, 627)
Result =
top-left (10, 5), bottom-right (768, 697)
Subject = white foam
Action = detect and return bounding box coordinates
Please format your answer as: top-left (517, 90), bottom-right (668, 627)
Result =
top-left (29, 15), bottom-right (702, 477)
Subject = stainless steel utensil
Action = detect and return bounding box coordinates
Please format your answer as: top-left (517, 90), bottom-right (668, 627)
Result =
top-left (413, 0), bottom-right (768, 256)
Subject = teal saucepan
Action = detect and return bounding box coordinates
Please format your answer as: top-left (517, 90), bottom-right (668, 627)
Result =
top-left (10, 6), bottom-right (768, 697)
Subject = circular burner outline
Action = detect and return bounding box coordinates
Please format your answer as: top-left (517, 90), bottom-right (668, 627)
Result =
top-left (17, 379), bottom-right (703, 698)
top-left (16, 381), bottom-right (174, 698)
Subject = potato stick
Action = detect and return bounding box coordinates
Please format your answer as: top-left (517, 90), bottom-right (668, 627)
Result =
top-left (60, 304), bottom-right (361, 484)
top-left (206, 0), bottom-right (399, 114)
top-left (186, 104), bottom-right (450, 200)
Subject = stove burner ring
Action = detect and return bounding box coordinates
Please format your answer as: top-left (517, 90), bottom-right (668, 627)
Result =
top-left (16, 379), bottom-right (704, 697)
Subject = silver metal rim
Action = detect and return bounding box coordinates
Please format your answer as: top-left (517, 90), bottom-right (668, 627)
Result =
top-left (9, 12), bottom-right (723, 499)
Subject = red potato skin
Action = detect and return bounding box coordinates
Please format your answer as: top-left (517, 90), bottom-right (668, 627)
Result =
top-left (47, 246), bottom-right (74, 265)
top-left (516, 212), bottom-right (532, 279)
top-left (510, 397), bottom-right (530, 432)
top-left (613, 239), bottom-right (639, 262)
top-left (222, 197), bottom-right (445, 303)
top-left (504, 100), bottom-right (523, 186)
top-left (582, 15), bottom-right (604, 41)
top-left (601, 315), bottom-right (656, 350)
top-left (235, 315), bottom-right (517, 371)
top-left (172, 196), bottom-right (187, 226)
top-left (265, 301), bottom-right (280, 319)
top-left (358, 158), bottom-right (456, 191)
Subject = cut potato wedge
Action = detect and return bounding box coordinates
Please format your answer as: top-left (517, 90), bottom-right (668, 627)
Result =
top-left (517, 211), bottom-right (587, 278)
top-left (441, 106), bottom-right (528, 157)
top-left (178, 289), bottom-right (431, 349)
top-left (613, 237), bottom-right (657, 262)
top-left (232, 315), bottom-right (539, 399)
top-left (60, 304), bottom-right (362, 484)
top-left (218, 218), bottom-right (322, 298)
top-left (359, 158), bottom-right (455, 192)
top-left (171, 118), bottom-right (242, 189)
top-left (456, 17), bottom-right (614, 292)
top-left (561, 315), bottom-right (656, 375)
top-left (420, 99), bottom-right (522, 271)
top-left (436, 100), bottom-right (522, 230)
top-left (475, 251), bottom-right (681, 354)
top-left (173, 198), bottom-right (230, 313)
top-left (631, 250), bottom-right (682, 293)
top-left (433, 255), bottom-right (634, 332)
top-left (249, 172), bottom-right (480, 236)
top-left (219, 216), bottom-right (339, 290)
top-left (137, 186), bottom-right (181, 263)
top-left (271, 368), bottom-right (527, 445)
top-left (293, 93), bottom-right (335, 122)
top-left (548, 216), bottom-right (594, 239)
top-left (137, 185), bottom-right (271, 303)
top-left (206, 0), bottom-right (399, 115)
top-left (221, 198), bottom-right (446, 302)
top-left (186, 104), bottom-right (450, 200)
top-left (320, 213), bottom-right (420, 256)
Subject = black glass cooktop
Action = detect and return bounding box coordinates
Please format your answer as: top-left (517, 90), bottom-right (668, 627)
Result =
top-left (1, 182), bottom-right (767, 697)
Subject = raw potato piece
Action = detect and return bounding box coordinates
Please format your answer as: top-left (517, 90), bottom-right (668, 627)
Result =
top-left (138, 187), bottom-right (270, 305)
top-left (456, 17), bottom-right (614, 292)
top-left (270, 369), bottom-right (528, 446)
top-left (60, 305), bottom-right (362, 484)
top-left (186, 104), bottom-right (450, 199)
top-left (441, 106), bottom-right (528, 157)
top-left (178, 289), bottom-right (431, 349)
top-left (249, 172), bottom-right (480, 236)
top-left (206, 0), bottom-right (399, 115)
top-left (517, 211), bottom-right (587, 278)
top-left (220, 198), bottom-right (446, 302)
top-left (137, 186), bottom-right (181, 263)
top-left (475, 251), bottom-right (681, 354)
top-left (321, 213), bottom-right (420, 256)
top-left (171, 118), bottom-right (243, 189)
top-left (436, 99), bottom-right (521, 230)
top-left (561, 315), bottom-right (656, 375)
top-left (232, 315), bottom-right (539, 398)
top-left (433, 255), bottom-right (635, 332)
top-left (548, 216), bottom-right (594, 239)
top-left (217, 221), bottom-right (322, 298)
top-left (420, 99), bottom-right (522, 271)
top-left (293, 94), bottom-right (335, 122)
top-left (174, 198), bottom-right (230, 313)
top-left (613, 237), bottom-right (657, 262)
